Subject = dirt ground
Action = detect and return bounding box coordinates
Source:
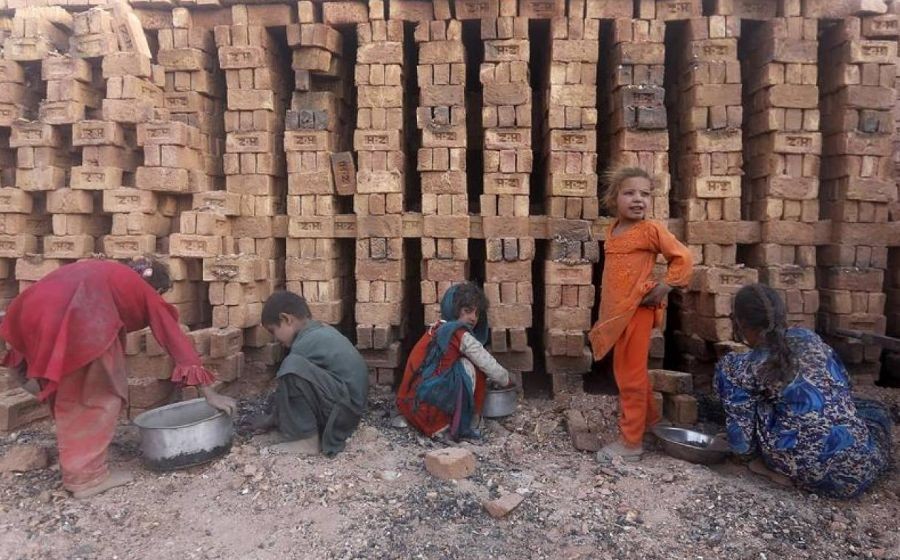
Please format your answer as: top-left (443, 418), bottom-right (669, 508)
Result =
top-left (0, 377), bottom-right (898, 560)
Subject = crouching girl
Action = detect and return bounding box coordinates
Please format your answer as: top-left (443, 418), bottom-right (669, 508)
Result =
top-left (397, 282), bottom-right (511, 441)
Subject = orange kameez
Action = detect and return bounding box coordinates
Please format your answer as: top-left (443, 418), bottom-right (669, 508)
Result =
top-left (588, 219), bottom-right (693, 445)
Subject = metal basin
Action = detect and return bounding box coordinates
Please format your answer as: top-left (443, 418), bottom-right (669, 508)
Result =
top-left (482, 387), bottom-right (518, 418)
top-left (133, 398), bottom-right (233, 471)
top-left (652, 426), bottom-right (730, 465)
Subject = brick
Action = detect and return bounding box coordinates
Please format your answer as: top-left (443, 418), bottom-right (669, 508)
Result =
top-left (664, 394), bottom-right (698, 425)
top-left (0, 389), bottom-right (50, 431)
top-left (424, 447), bottom-right (476, 480)
top-left (649, 369), bottom-right (693, 394)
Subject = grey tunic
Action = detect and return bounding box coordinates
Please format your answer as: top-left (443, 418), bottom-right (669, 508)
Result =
top-left (275, 321), bottom-right (369, 456)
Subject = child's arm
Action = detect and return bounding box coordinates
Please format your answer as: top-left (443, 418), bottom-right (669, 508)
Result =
top-left (642, 222), bottom-right (694, 306)
top-left (459, 332), bottom-right (510, 387)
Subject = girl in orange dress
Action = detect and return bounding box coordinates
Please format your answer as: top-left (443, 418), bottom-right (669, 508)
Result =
top-left (589, 167), bottom-right (693, 462)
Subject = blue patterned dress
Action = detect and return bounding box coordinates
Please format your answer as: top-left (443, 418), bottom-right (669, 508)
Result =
top-left (715, 328), bottom-right (892, 499)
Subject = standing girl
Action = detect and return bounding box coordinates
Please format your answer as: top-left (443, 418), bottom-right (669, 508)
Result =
top-left (0, 257), bottom-right (236, 498)
top-left (589, 167), bottom-right (693, 462)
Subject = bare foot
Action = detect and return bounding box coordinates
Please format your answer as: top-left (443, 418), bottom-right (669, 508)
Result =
top-left (246, 412), bottom-right (277, 434)
top-left (252, 431), bottom-right (288, 446)
top-left (748, 458), bottom-right (793, 488)
top-left (71, 469), bottom-right (134, 499)
top-left (596, 440), bottom-right (644, 463)
top-left (268, 434), bottom-right (320, 456)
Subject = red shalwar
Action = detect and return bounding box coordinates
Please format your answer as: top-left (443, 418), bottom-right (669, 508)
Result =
top-left (0, 260), bottom-right (215, 492)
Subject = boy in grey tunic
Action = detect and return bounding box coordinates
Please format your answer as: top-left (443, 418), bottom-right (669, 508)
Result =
top-left (257, 291), bottom-right (369, 456)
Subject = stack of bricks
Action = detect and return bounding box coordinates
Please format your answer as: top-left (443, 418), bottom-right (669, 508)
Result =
top-left (741, 16), bottom-right (821, 329)
top-left (212, 7), bottom-right (294, 370)
top-left (542, 6), bottom-right (600, 393)
top-left (415, 19), bottom-right (470, 326)
top-left (4, 7), bottom-right (70, 63)
top-left (817, 15), bottom-right (896, 383)
top-left (353, 16), bottom-right (408, 386)
top-left (604, 14), bottom-right (669, 220)
top-left (480, 16), bottom-right (534, 381)
top-left (649, 368), bottom-right (697, 426)
top-left (284, 7), bottom-right (353, 330)
top-left (667, 11), bottom-right (748, 386)
top-left (123, 325), bottom-right (243, 419)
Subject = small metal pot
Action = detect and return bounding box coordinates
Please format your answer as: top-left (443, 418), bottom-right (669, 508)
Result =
top-left (482, 387), bottom-right (518, 418)
top-left (133, 398), bottom-right (234, 471)
top-left (652, 426), bottom-right (730, 465)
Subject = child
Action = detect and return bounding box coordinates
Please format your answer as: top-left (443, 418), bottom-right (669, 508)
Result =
top-left (588, 167), bottom-right (693, 462)
top-left (257, 291), bottom-right (368, 456)
top-left (0, 257), bottom-right (236, 498)
top-left (397, 282), bottom-right (510, 441)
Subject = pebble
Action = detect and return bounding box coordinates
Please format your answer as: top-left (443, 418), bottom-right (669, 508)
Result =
top-left (483, 493), bottom-right (525, 519)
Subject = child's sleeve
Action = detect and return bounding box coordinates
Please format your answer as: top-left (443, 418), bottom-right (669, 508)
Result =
top-left (136, 282), bottom-right (216, 387)
top-left (459, 332), bottom-right (510, 386)
top-left (654, 222), bottom-right (693, 287)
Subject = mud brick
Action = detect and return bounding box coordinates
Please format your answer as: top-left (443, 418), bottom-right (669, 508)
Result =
top-left (45, 189), bottom-right (93, 214)
top-left (14, 255), bottom-right (61, 282)
top-left (169, 234), bottom-right (223, 258)
top-left (10, 122), bottom-right (60, 148)
top-left (101, 235), bottom-right (156, 258)
top-left (0, 389), bottom-right (50, 431)
top-left (0, 188), bottom-right (33, 214)
top-left (43, 235), bottom-right (95, 259)
top-left (648, 369), bottom-right (693, 394)
top-left (4, 36), bottom-right (55, 61)
top-left (820, 267), bottom-right (884, 292)
top-left (72, 121), bottom-right (126, 147)
top-left (70, 33), bottom-right (119, 59)
top-left (101, 99), bottom-right (155, 124)
top-left (519, 0), bottom-right (565, 18)
top-left (103, 188), bottom-right (157, 214)
top-left (0, 234), bottom-right (37, 258)
top-left (690, 265), bottom-right (759, 294)
top-left (805, 0), bottom-right (888, 18)
top-left (664, 394), bottom-right (698, 425)
top-left (323, 1), bottom-right (370, 25)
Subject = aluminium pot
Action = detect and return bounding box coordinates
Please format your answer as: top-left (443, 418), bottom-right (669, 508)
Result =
top-left (133, 398), bottom-right (234, 471)
top-left (482, 387), bottom-right (518, 418)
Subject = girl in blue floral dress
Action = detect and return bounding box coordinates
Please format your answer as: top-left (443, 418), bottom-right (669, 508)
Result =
top-left (715, 284), bottom-right (892, 499)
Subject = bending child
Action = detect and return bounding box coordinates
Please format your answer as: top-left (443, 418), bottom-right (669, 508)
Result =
top-left (0, 257), bottom-right (236, 499)
top-left (589, 167), bottom-right (693, 462)
top-left (256, 291), bottom-right (368, 456)
top-left (397, 282), bottom-right (511, 441)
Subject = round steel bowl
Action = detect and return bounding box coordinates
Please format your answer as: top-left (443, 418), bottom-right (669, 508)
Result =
top-left (482, 387), bottom-right (518, 418)
top-left (652, 426), bottom-right (730, 465)
top-left (133, 398), bottom-right (234, 471)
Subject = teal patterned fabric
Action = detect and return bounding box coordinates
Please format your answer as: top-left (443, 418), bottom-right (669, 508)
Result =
top-left (715, 328), bottom-right (892, 499)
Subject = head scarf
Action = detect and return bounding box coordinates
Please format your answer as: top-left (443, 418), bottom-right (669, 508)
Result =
top-left (414, 284), bottom-right (490, 440)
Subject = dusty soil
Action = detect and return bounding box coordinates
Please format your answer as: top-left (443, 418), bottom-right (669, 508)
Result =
top-left (0, 379), bottom-right (898, 560)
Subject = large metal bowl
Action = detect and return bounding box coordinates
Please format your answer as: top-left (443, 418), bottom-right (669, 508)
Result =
top-left (482, 387), bottom-right (518, 418)
top-left (133, 398), bottom-right (233, 471)
top-left (652, 426), bottom-right (731, 465)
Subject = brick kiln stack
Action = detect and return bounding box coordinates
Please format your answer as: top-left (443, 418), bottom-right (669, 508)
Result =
top-left (353, 16), bottom-right (408, 386)
top-left (817, 15), bottom-right (897, 385)
top-left (284, 6), bottom-right (354, 334)
top-left (541, 3), bottom-right (601, 394)
top-left (479, 14), bottom-right (534, 382)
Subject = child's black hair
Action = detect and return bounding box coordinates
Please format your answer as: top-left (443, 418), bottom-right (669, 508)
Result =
top-left (261, 291), bottom-right (311, 325)
top-left (733, 284), bottom-right (794, 396)
top-left (125, 255), bottom-right (172, 294)
top-left (450, 282), bottom-right (489, 320)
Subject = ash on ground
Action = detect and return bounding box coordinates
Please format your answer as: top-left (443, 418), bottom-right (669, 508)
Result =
top-left (0, 381), bottom-right (898, 560)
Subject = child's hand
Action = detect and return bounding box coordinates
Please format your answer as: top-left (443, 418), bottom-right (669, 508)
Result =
top-left (640, 283), bottom-right (671, 307)
top-left (200, 386), bottom-right (238, 416)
